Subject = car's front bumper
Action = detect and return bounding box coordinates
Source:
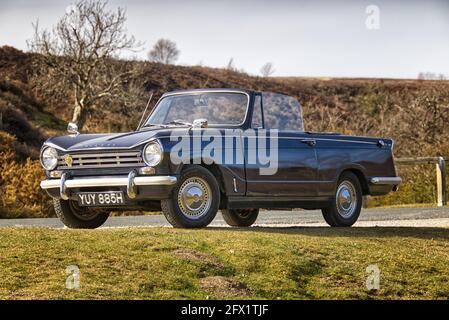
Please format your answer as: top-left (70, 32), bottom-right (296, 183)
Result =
top-left (41, 172), bottom-right (177, 201)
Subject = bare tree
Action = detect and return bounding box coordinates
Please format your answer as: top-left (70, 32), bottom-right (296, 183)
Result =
top-left (28, 0), bottom-right (141, 129)
top-left (148, 39), bottom-right (179, 64)
top-left (260, 62), bottom-right (275, 77)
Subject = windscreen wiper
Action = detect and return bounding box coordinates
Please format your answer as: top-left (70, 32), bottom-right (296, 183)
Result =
top-left (140, 123), bottom-right (170, 130)
top-left (165, 120), bottom-right (192, 126)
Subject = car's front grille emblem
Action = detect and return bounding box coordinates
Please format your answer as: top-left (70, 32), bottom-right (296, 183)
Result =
top-left (64, 154), bottom-right (73, 167)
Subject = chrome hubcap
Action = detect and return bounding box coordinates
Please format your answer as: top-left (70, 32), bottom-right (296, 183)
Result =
top-left (178, 177), bottom-right (211, 219)
top-left (336, 181), bottom-right (357, 218)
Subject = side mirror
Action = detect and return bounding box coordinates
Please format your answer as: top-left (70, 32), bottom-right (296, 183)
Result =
top-left (67, 122), bottom-right (79, 135)
top-left (192, 118), bottom-right (208, 128)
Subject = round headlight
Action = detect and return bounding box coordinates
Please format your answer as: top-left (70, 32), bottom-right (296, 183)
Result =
top-left (143, 140), bottom-right (163, 167)
top-left (41, 147), bottom-right (58, 170)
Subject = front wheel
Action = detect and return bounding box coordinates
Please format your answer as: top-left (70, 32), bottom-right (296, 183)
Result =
top-left (161, 166), bottom-right (220, 228)
top-left (221, 209), bottom-right (259, 227)
top-left (322, 172), bottom-right (362, 227)
top-left (53, 199), bottom-right (110, 229)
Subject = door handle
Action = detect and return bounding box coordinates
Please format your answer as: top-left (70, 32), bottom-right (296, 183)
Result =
top-left (300, 139), bottom-right (316, 146)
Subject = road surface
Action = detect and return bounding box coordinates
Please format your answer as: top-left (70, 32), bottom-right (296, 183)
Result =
top-left (1, 207), bottom-right (449, 228)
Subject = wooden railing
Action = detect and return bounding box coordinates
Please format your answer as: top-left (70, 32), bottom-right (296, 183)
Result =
top-left (395, 157), bottom-right (447, 207)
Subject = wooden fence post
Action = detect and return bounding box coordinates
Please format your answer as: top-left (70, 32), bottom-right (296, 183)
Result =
top-left (436, 157), bottom-right (447, 207)
top-left (396, 156), bottom-right (447, 207)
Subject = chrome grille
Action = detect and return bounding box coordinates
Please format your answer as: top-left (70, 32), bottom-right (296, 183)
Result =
top-left (57, 151), bottom-right (144, 169)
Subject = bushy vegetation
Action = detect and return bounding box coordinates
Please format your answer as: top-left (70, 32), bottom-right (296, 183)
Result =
top-left (0, 46), bottom-right (448, 217)
top-left (0, 132), bottom-right (53, 218)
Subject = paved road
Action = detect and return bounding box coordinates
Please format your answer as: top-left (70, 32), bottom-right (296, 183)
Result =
top-left (1, 207), bottom-right (449, 228)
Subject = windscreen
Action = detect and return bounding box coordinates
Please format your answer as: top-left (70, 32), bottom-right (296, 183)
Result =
top-left (144, 92), bottom-right (248, 126)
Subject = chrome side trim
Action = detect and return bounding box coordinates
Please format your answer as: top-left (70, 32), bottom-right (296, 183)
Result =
top-left (226, 135), bottom-right (379, 145)
top-left (41, 175), bottom-right (178, 191)
top-left (369, 177), bottom-right (402, 185)
top-left (312, 138), bottom-right (378, 145)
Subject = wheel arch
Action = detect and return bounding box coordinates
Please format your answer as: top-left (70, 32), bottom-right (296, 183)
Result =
top-left (338, 167), bottom-right (370, 195)
top-left (179, 161), bottom-right (228, 208)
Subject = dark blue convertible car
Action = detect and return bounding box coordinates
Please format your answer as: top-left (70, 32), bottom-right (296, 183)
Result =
top-left (40, 88), bottom-right (401, 228)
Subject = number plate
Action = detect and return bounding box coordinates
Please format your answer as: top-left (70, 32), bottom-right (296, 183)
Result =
top-left (77, 191), bottom-right (125, 206)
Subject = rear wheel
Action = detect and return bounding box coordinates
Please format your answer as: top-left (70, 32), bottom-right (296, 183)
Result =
top-left (322, 172), bottom-right (362, 227)
top-left (221, 209), bottom-right (259, 227)
top-left (53, 199), bottom-right (110, 229)
top-left (161, 166), bottom-right (220, 228)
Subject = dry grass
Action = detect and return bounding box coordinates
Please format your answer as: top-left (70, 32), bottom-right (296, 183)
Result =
top-left (199, 276), bottom-right (251, 297)
top-left (0, 227), bottom-right (448, 300)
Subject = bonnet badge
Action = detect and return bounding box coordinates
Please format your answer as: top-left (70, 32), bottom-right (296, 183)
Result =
top-left (64, 154), bottom-right (73, 167)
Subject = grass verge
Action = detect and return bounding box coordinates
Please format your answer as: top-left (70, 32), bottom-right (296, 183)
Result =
top-left (0, 227), bottom-right (448, 299)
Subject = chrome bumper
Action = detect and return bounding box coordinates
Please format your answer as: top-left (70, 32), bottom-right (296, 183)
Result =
top-left (40, 173), bottom-right (177, 200)
top-left (369, 177), bottom-right (402, 185)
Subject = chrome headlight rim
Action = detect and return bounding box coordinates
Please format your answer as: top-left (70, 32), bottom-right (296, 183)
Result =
top-left (40, 146), bottom-right (59, 171)
top-left (142, 139), bottom-right (163, 167)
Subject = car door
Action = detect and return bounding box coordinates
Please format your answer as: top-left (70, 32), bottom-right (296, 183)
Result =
top-left (245, 92), bottom-right (319, 197)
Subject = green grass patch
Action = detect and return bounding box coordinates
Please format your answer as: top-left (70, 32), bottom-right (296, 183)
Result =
top-left (0, 227), bottom-right (448, 299)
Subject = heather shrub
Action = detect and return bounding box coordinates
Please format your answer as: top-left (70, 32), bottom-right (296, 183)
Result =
top-left (0, 131), bottom-right (53, 218)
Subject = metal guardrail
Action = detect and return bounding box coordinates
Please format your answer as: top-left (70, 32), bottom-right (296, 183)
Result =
top-left (396, 156), bottom-right (447, 207)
